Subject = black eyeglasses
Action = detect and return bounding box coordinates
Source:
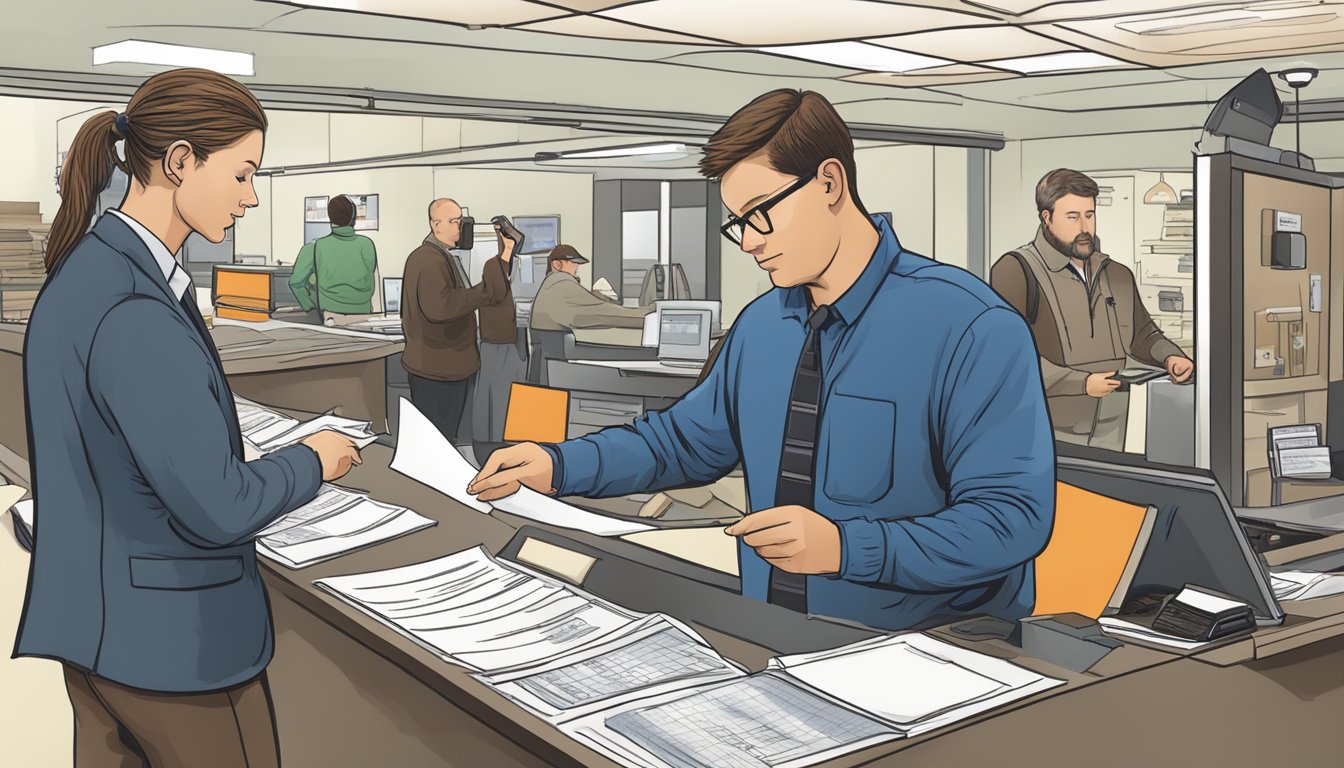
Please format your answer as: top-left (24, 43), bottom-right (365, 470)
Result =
top-left (720, 173), bottom-right (816, 246)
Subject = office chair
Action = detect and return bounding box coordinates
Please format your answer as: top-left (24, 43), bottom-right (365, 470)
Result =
top-left (527, 329), bottom-right (575, 387)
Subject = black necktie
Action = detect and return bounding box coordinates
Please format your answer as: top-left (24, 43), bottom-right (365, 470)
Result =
top-left (768, 305), bottom-right (834, 612)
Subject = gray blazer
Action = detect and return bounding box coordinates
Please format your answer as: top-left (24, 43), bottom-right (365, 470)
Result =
top-left (14, 214), bottom-right (322, 693)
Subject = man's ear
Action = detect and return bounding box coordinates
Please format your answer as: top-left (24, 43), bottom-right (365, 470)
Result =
top-left (163, 141), bottom-right (194, 186)
top-left (1040, 209), bottom-right (1050, 227)
top-left (818, 158), bottom-right (845, 207)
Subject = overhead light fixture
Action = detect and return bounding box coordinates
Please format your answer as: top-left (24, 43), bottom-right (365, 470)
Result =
top-left (1279, 67), bottom-right (1318, 88)
top-left (93, 40), bottom-right (255, 76)
top-left (536, 143), bottom-right (694, 161)
top-left (757, 42), bottom-right (949, 74)
top-left (1144, 172), bottom-right (1178, 205)
top-left (984, 51), bottom-right (1132, 74)
top-left (1278, 67), bottom-right (1319, 169)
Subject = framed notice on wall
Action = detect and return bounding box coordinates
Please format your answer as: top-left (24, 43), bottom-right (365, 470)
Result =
top-left (351, 194), bottom-right (379, 231)
top-left (304, 196), bottom-right (329, 222)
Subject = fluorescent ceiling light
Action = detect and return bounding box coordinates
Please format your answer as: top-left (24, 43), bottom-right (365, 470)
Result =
top-left (985, 51), bottom-right (1132, 74)
top-left (758, 42), bottom-right (949, 73)
top-left (545, 143), bottom-right (691, 160)
top-left (93, 40), bottom-right (255, 76)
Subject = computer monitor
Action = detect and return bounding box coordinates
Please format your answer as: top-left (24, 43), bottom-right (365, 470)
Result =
top-left (656, 300), bottom-right (721, 332)
top-left (514, 216), bottom-right (561, 255)
top-left (658, 309), bottom-right (711, 367)
top-left (382, 277), bottom-right (402, 314)
top-left (1054, 451), bottom-right (1284, 625)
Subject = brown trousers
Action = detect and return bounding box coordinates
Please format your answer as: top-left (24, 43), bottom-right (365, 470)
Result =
top-left (63, 665), bottom-right (280, 768)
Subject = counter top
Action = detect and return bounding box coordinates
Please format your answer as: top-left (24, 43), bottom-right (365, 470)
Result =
top-left (1, 318), bottom-right (403, 375)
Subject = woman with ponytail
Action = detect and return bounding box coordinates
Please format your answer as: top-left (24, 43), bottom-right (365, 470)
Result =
top-left (17, 68), bottom-right (361, 767)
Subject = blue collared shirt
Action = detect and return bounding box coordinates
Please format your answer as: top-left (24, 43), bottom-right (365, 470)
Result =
top-left (545, 216), bottom-right (1055, 631)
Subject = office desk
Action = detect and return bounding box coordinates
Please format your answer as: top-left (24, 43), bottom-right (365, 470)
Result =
top-left (0, 319), bottom-right (403, 460)
top-left (7, 398), bottom-right (1344, 766)
top-left (547, 358), bottom-right (700, 437)
top-left (240, 442), bottom-right (1344, 767)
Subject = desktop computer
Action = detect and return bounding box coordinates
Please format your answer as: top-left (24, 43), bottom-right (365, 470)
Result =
top-left (657, 308), bottom-right (712, 369)
top-left (643, 300), bottom-right (722, 347)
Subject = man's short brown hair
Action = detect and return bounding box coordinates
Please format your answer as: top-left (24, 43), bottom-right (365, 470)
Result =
top-left (1036, 169), bottom-right (1100, 214)
top-left (328, 195), bottom-right (356, 227)
top-left (700, 89), bottom-right (865, 211)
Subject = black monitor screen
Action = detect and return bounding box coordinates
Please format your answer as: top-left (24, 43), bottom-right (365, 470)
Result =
top-left (515, 216), bottom-right (560, 255)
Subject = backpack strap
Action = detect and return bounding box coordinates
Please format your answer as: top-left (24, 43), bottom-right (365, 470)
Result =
top-left (1008, 250), bottom-right (1040, 325)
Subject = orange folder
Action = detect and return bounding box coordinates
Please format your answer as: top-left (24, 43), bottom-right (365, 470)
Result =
top-left (1032, 481), bottom-right (1157, 619)
top-left (503, 383), bottom-right (570, 444)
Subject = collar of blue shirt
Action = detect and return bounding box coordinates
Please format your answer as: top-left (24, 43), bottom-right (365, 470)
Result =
top-left (777, 214), bottom-right (901, 328)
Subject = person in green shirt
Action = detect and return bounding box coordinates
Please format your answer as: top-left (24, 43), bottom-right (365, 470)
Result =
top-left (289, 194), bottom-right (379, 325)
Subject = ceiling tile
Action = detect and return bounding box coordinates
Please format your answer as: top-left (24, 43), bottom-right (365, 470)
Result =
top-left (288, 0), bottom-right (566, 27)
top-left (512, 14), bottom-right (725, 45)
top-left (963, 0), bottom-right (1255, 23)
top-left (544, 1), bottom-right (654, 10)
top-left (843, 64), bottom-right (1021, 87)
top-left (1054, 3), bottom-right (1344, 62)
top-left (870, 25), bottom-right (1074, 62)
top-left (600, 0), bottom-right (992, 46)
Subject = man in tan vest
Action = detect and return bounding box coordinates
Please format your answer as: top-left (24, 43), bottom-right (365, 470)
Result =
top-left (991, 168), bottom-right (1194, 451)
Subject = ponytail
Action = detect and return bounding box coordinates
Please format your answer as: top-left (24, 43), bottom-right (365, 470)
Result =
top-left (45, 111), bottom-right (122, 272)
top-left (43, 68), bottom-right (267, 273)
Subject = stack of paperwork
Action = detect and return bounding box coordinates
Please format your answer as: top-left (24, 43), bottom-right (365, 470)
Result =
top-left (389, 397), bottom-right (652, 536)
top-left (255, 484), bottom-right (434, 568)
top-left (1272, 570), bottom-right (1344, 601)
top-left (316, 545), bottom-right (1064, 768)
top-left (234, 396), bottom-right (380, 455)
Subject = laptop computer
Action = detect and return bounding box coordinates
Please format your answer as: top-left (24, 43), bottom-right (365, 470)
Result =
top-left (657, 308), bottom-right (711, 369)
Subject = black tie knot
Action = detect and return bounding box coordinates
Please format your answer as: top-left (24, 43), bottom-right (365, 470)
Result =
top-left (808, 305), bottom-right (835, 333)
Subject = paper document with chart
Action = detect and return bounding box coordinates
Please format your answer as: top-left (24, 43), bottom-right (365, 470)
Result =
top-left (254, 484), bottom-right (434, 568)
top-left (562, 632), bottom-right (1064, 768)
top-left (478, 613), bottom-right (747, 723)
top-left (390, 397), bottom-right (653, 535)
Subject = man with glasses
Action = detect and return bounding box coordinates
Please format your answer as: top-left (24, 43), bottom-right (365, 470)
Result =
top-left (469, 90), bottom-right (1055, 632)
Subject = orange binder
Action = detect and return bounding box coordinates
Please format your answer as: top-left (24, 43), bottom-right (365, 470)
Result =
top-left (503, 383), bottom-right (570, 444)
top-left (213, 267), bottom-right (274, 323)
top-left (1032, 481), bottom-right (1157, 619)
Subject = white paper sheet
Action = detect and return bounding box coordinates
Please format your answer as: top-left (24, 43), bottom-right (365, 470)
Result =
top-left (769, 633), bottom-right (1061, 736)
top-left (493, 487), bottom-right (654, 536)
top-left (1174, 586), bottom-right (1246, 615)
top-left (1098, 618), bottom-right (1210, 650)
top-left (391, 397), bottom-right (653, 535)
top-left (254, 485), bottom-right (434, 568)
top-left (1272, 570), bottom-right (1344, 601)
top-left (12, 499), bottom-right (33, 534)
top-left (254, 414), bottom-right (378, 452)
top-left (314, 547), bottom-right (645, 673)
top-left (390, 397), bottom-right (492, 513)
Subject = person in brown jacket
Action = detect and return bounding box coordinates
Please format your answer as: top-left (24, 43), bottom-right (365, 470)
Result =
top-left (471, 219), bottom-right (528, 464)
top-left (402, 198), bottom-right (514, 442)
top-left (990, 169), bottom-right (1194, 451)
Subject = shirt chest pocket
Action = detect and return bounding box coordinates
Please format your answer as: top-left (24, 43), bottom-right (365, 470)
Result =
top-left (823, 393), bottom-right (896, 505)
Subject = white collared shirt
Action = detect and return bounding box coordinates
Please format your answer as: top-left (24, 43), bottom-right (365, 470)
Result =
top-left (107, 209), bottom-right (193, 300)
top-left (1069, 261), bottom-right (1088, 285)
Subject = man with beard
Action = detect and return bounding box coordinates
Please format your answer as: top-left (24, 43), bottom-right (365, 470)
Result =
top-left (991, 168), bottom-right (1193, 451)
